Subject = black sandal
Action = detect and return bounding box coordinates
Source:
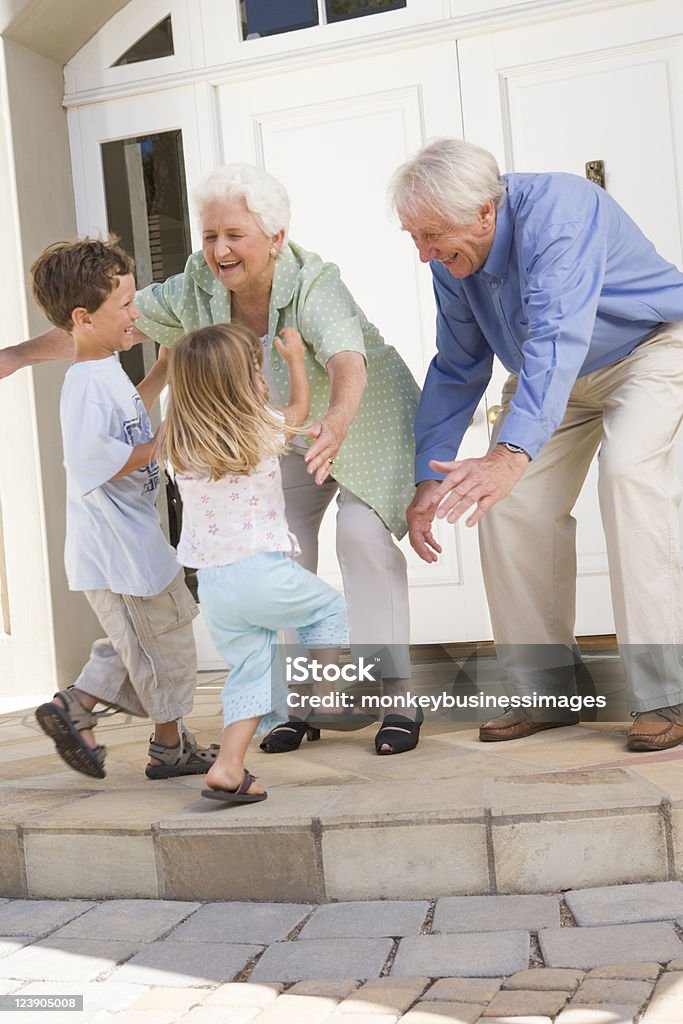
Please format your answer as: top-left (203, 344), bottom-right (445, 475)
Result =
top-left (374, 712), bottom-right (423, 755)
top-left (259, 717), bottom-right (321, 753)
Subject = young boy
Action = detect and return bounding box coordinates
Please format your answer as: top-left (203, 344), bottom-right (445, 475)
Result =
top-left (31, 238), bottom-right (218, 780)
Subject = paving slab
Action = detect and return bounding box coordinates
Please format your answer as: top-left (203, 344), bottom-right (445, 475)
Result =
top-left (400, 1003), bottom-right (482, 1022)
top-left (168, 902), bottom-right (312, 944)
top-left (421, 978), bottom-right (502, 1002)
top-left (250, 937), bottom-right (393, 982)
top-left (503, 969), bottom-right (584, 991)
top-left (335, 976), bottom-right (428, 1014)
top-left (299, 901), bottom-right (429, 940)
top-left (0, 899), bottom-right (95, 937)
top-left (555, 1007), bottom-right (639, 1024)
top-left (640, 971), bottom-right (683, 1023)
top-left (109, 940), bottom-right (261, 987)
top-left (489, 770), bottom-right (658, 815)
top-left (288, 980), bottom-right (360, 998)
top-left (391, 932), bottom-right (530, 978)
top-left (197, 981), bottom-right (284, 1006)
top-left (241, 993), bottom-right (342, 1023)
top-left (432, 895), bottom-right (559, 934)
top-left (13, 980), bottom-right (147, 1015)
top-left (0, 938), bottom-right (142, 982)
top-left (539, 923), bottom-right (683, 970)
top-left (572, 978), bottom-right (654, 1005)
top-left (586, 963), bottom-right (661, 981)
top-left (482, 988), bottom-right (570, 1016)
top-left (565, 882), bottom-right (683, 926)
top-left (178, 1007), bottom-right (260, 1023)
top-left (51, 899), bottom-right (200, 943)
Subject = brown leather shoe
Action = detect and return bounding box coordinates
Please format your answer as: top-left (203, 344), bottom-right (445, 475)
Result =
top-left (479, 710), bottom-right (579, 743)
top-left (627, 705), bottom-right (683, 751)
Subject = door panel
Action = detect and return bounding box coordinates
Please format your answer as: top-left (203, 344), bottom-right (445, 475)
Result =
top-left (459, 10), bottom-right (683, 635)
top-left (218, 43), bottom-right (494, 642)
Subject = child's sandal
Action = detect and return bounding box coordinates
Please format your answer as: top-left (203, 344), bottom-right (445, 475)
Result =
top-left (145, 726), bottom-right (220, 780)
top-left (35, 686), bottom-right (108, 779)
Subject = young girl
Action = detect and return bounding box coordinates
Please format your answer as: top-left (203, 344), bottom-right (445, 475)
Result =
top-left (161, 323), bottom-right (348, 804)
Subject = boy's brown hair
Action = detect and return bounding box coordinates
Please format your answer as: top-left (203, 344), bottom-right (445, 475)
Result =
top-left (30, 237), bottom-right (134, 333)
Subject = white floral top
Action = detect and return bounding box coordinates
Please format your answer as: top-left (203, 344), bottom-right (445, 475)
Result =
top-left (136, 242), bottom-right (419, 538)
top-left (175, 448), bottom-right (300, 568)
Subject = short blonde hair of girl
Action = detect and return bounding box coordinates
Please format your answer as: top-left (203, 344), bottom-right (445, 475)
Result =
top-left (161, 323), bottom-right (286, 479)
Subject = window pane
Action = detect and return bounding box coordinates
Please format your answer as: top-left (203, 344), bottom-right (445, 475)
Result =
top-left (112, 16), bottom-right (174, 66)
top-left (241, 0), bottom-right (318, 40)
top-left (325, 0), bottom-right (406, 22)
top-left (101, 130), bottom-right (191, 382)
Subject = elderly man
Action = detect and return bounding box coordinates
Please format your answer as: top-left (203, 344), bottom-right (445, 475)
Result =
top-left (391, 137), bottom-right (683, 750)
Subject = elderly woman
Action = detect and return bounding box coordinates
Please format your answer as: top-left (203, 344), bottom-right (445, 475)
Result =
top-left (6, 163), bottom-right (422, 755)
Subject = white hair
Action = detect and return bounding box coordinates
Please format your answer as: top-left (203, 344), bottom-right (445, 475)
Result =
top-left (192, 163), bottom-right (291, 239)
top-left (389, 138), bottom-right (506, 226)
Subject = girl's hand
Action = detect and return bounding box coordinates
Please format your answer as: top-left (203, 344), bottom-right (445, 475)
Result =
top-left (273, 327), bottom-right (305, 365)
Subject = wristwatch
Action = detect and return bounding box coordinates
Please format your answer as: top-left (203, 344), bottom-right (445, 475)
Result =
top-left (498, 442), bottom-right (529, 457)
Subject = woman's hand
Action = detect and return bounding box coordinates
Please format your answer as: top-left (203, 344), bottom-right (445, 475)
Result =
top-left (305, 410), bottom-right (348, 485)
top-left (273, 327), bottom-right (305, 365)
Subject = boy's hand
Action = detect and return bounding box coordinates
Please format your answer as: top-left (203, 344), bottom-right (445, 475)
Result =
top-left (274, 327), bottom-right (305, 365)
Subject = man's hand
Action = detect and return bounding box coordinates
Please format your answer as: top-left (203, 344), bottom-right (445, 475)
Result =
top-left (431, 446), bottom-right (529, 527)
top-left (407, 480), bottom-right (444, 563)
top-left (0, 347), bottom-right (22, 380)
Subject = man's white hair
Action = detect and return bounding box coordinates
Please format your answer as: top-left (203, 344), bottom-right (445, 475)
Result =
top-left (193, 163), bottom-right (291, 239)
top-left (390, 138), bottom-right (506, 226)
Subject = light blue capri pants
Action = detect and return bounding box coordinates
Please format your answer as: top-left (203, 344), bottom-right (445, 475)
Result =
top-left (197, 551), bottom-right (348, 736)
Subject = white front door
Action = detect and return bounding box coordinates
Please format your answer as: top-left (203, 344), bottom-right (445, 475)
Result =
top-left (459, 2), bottom-right (683, 635)
top-left (214, 41), bottom-right (494, 646)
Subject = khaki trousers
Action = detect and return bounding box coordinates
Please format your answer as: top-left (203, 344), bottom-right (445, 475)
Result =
top-left (75, 570), bottom-right (199, 722)
top-left (281, 451), bottom-right (411, 678)
top-left (479, 323), bottom-right (683, 713)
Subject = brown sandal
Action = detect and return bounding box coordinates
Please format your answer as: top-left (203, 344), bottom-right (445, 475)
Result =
top-left (35, 686), bottom-right (108, 779)
top-left (145, 726), bottom-right (220, 780)
top-left (201, 769), bottom-right (267, 805)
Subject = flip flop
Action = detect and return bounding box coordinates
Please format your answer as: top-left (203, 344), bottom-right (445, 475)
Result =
top-left (201, 770), bottom-right (267, 805)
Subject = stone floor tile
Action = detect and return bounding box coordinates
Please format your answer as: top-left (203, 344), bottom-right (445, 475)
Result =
top-left (124, 986), bottom-right (204, 1011)
top-left (250, 937), bottom-right (393, 982)
top-left (539, 923), bottom-right (683, 970)
top-left (483, 989), bottom-right (569, 1016)
top-left (110, 941), bottom-right (261, 987)
top-left (327, 1016), bottom-right (398, 1024)
top-left (503, 969), bottom-right (584, 991)
top-left (0, 899), bottom-right (96, 937)
top-left (663, 956), bottom-right (683, 970)
top-left (168, 902), bottom-right (312, 944)
top-left (400, 1001), bottom-right (482, 1022)
top-left (0, 939), bottom-right (28, 962)
top-left (88, 1011), bottom-right (182, 1024)
top-left (422, 978), bottom-right (502, 1003)
top-left (179, 1007), bottom-right (260, 1023)
top-left (288, 980), bottom-right (360, 998)
top-left (335, 976), bottom-right (428, 1013)
top-left (52, 900), bottom-right (200, 943)
top-left (198, 981), bottom-right (284, 1006)
top-left (586, 963), bottom-right (661, 981)
top-left (300, 901), bottom-right (429, 940)
top-left (23, 833), bottom-right (159, 899)
top-left (639, 972), bottom-right (683, 1023)
top-left (0, 938), bottom-right (142, 982)
top-left (391, 932), bottom-right (530, 979)
top-left (565, 882), bottom-right (683, 927)
top-left (433, 896), bottom-right (559, 934)
top-left (11, 980), bottom-right (147, 1017)
top-left (555, 1007), bottom-right (638, 1024)
top-left (473, 1017), bottom-right (551, 1024)
top-left (246, 993), bottom-right (340, 1023)
top-left (572, 978), bottom-right (653, 1005)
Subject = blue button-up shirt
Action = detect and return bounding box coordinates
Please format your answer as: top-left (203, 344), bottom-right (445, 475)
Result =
top-left (415, 172), bottom-right (683, 479)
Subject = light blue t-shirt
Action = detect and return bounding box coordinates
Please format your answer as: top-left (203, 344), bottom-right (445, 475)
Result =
top-left (417, 172), bottom-right (683, 476)
top-left (60, 355), bottom-right (178, 597)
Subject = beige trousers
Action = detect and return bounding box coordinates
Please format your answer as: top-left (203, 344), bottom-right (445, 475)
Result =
top-left (75, 569), bottom-right (199, 722)
top-left (281, 451), bottom-right (411, 679)
top-left (479, 323), bottom-right (683, 713)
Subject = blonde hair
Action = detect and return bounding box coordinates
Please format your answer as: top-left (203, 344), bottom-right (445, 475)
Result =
top-left (161, 324), bottom-right (286, 479)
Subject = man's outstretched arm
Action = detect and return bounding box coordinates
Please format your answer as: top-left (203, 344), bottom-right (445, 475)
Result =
top-left (0, 327), bottom-right (74, 379)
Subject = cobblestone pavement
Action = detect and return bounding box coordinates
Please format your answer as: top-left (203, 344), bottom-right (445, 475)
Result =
top-left (1, 885), bottom-right (683, 1022)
